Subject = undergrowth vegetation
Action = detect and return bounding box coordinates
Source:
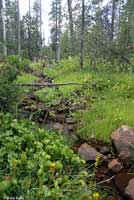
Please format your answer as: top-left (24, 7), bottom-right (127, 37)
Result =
top-left (0, 56), bottom-right (29, 113)
top-left (1, 55), bottom-right (134, 199)
top-left (16, 73), bottom-right (38, 84)
top-left (0, 113), bottom-right (101, 200)
top-left (35, 88), bottom-right (60, 106)
top-left (43, 57), bottom-right (134, 142)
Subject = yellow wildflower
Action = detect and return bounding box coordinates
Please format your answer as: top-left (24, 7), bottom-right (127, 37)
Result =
top-left (50, 162), bottom-right (56, 168)
top-left (94, 155), bottom-right (100, 169)
top-left (93, 192), bottom-right (100, 199)
top-left (88, 196), bottom-right (92, 199)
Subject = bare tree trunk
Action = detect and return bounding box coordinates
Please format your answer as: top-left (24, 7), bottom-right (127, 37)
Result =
top-left (28, 0), bottom-right (32, 60)
top-left (67, 0), bottom-right (75, 55)
top-left (0, 0), bottom-right (2, 39)
top-left (111, 0), bottom-right (116, 40)
top-left (80, 0), bottom-right (85, 69)
top-left (17, 0), bottom-right (21, 56)
top-left (1, 0), bottom-right (7, 57)
top-left (39, 0), bottom-right (42, 58)
top-left (55, 0), bottom-right (60, 62)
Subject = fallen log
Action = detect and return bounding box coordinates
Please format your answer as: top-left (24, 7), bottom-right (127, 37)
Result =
top-left (16, 82), bottom-right (84, 87)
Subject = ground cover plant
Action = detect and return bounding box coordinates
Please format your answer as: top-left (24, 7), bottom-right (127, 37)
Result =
top-left (0, 113), bottom-right (103, 200)
top-left (16, 73), bottom-right (38, 84)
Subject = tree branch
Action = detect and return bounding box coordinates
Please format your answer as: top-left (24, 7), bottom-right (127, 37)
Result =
top-left (16, 82), bottom-right (84, 87)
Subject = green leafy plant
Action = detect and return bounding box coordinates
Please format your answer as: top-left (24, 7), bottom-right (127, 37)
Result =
top-left (0, 113), bottom-right (98, 200)
top-left (7, 55), bottom-right (30, 70)
top-left (35, 88), bottom-right (61, 106)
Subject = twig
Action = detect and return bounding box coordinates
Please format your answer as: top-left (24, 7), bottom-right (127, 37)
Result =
top-left (96, 175), bottom-right (115, 185)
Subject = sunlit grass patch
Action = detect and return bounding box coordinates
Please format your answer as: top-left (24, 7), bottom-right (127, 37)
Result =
top-left (16, 72), bottom-right (38, 84)
top-left (42, 58), bottom-right (134, 142)
top-left (54, 71), bottom-right (92, 98)
top-left (75, 98), bottom-right (134, 141)
top-left (30, 61), bottom-right (44, 72)
top-left (44, 57), bottom-right (80, 78)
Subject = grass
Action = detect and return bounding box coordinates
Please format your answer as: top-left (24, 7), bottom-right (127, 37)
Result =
top-left (30, 61), bottom-right (44, 72)
top-left (16, 72), bottom-right (38, 83)
top-left (54, 71), bottom-right (92, 98)
top-left (75, 72), bottom-right (134, 142)
top-left (44, 57), bottom-right (92, 98)
top-left (17, 58), bottom-right (134, 142)
top-left (43, 58), bottom-right (134, 142)
top-left (75, 98), bottom-right (134, 141)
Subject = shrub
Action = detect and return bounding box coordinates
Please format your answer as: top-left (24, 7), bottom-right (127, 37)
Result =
top-left (7, 55), bottom-right (30, 70)
top-left (0, 56), bottom-right (30, 113)
top-left (0, 65), bottom-right (20, 113)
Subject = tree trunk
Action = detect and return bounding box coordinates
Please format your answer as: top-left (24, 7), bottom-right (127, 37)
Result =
top-left (111, 0), bottom-right (116, 40)
top-left (39, 0), bottom-right (42, 58)
top-left (67, 0), bottom-right (75, 55)
top-left (80, 0), bottom-right (85, 69)
top-left (1, 0), bottom-right (7, 57)
top-left (0, 0), bottom-right (2, 40)
top-left (28, 0), bottom-right (32, 60)
top-left (55, 0), bottom-right (60, 62)
top-left (17, 0), bottom-right (21, 56)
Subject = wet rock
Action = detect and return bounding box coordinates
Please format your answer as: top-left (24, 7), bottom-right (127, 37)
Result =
top-left (78, 143), bottom-right (103, 162)
top-left (67, 124), bottom-right (74, 131)
top-left (108, 159), bottom-right (122, 173)
top-left (53, 122), bottom-right (63, 132)
top-left (125, 178), bottom-right (134, 200)
top-left (62, 124), bottom-right (75, 136)
top-left (111, 125), bottom-right (134, 163)
top-left (62, 125), bottom-right (69, 135)
top-left (115, 171), bottom-right (134, 193)
top-left (66, 118), bottom-right (76, 124)
top-left (99, 146), bottom-right (110, 155)
top-left (56, 114), bottom-right (65, 123)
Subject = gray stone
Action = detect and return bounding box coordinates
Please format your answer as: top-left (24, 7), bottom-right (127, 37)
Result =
top-left (99, 146), bottom-right (110, 155)
top-left (125, 178), bottom-right (134, 200)
top-left (53, 123), bottom-right (63, 131)
top-left (111, 125), bottom-right (134, 163)
top-left (108, 159), bottom-right (122, 173)
top-left (66, 118), bottom-right (76, 124)
top-left (56, 114), bottom-right (65, 123)
top-left (78, 143), bottom-right (102, 161)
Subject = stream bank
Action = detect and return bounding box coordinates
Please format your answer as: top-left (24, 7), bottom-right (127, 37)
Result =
top-left (18, 66), bottom-right (134, 200)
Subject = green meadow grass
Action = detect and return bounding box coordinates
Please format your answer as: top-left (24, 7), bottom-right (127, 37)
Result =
top-left (75, 98), bottom-right (134, 141)
top-left (40, 58), bottom-right (134, 142)
top-left (16, 72), bottom-right (38, 83)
